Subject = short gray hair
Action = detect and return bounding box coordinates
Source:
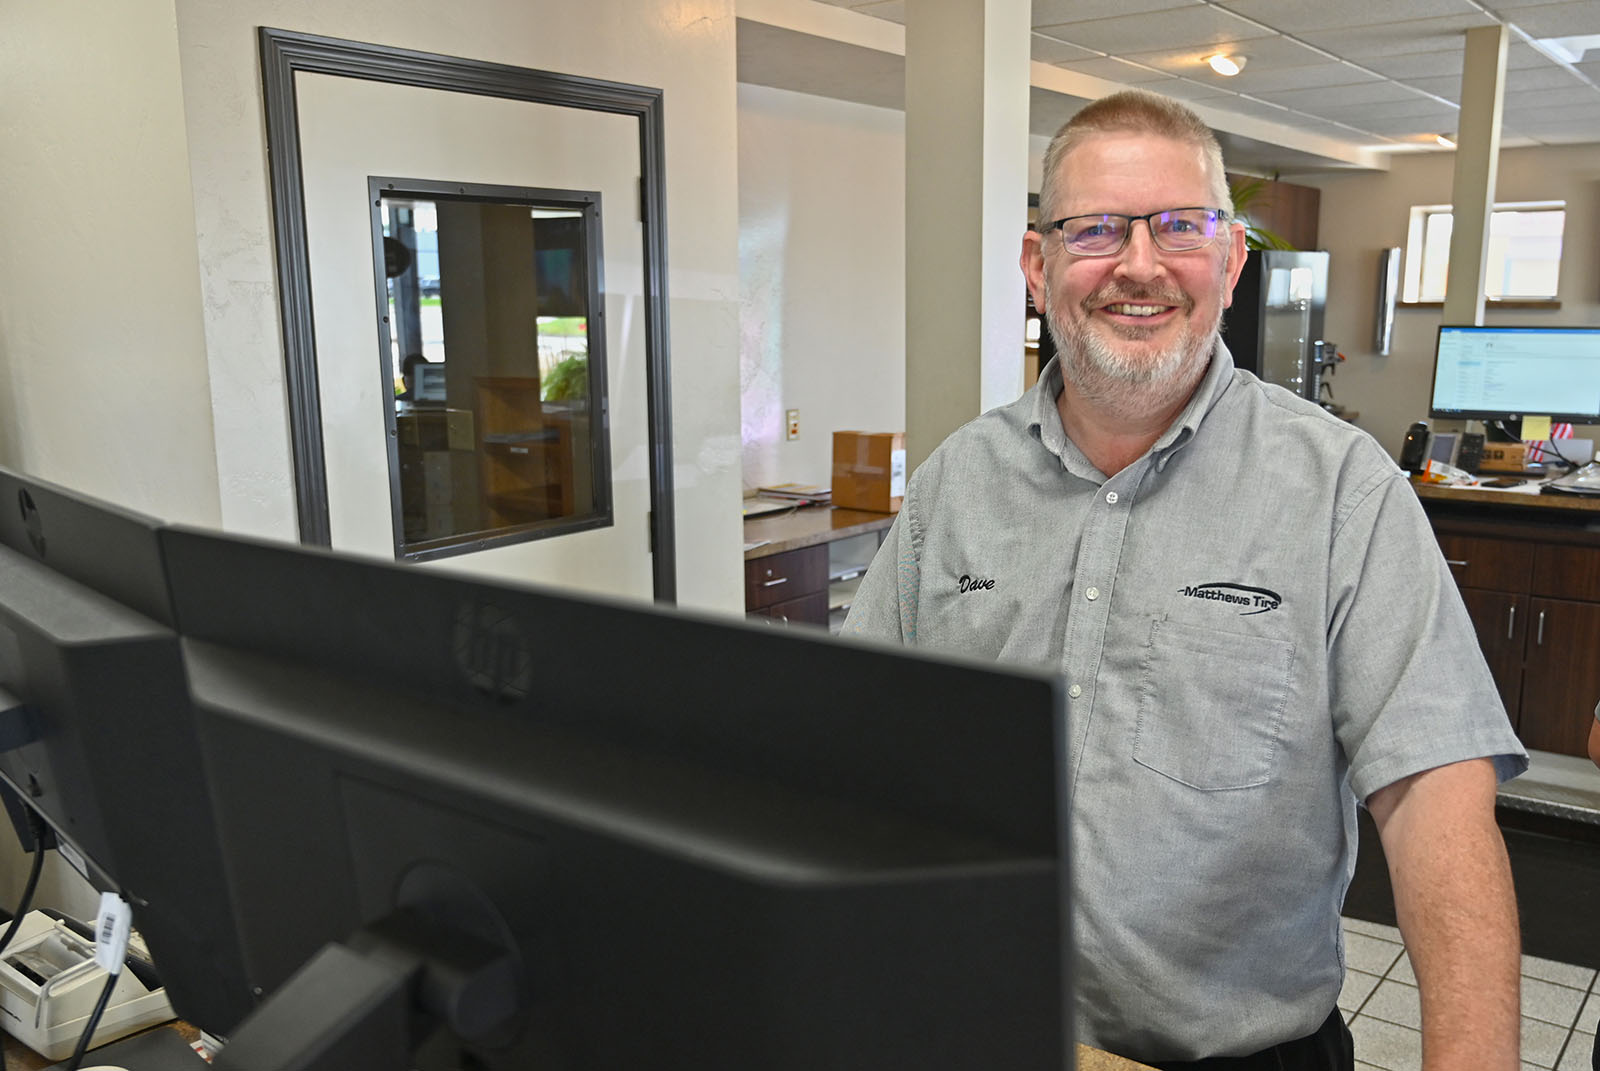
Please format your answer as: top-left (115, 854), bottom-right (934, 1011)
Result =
top-left (1037, 90), bottom-right (1232, 224)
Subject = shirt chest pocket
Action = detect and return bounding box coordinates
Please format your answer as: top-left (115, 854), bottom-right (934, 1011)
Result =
top-left (1133, 618), bottom-right (1296, 791)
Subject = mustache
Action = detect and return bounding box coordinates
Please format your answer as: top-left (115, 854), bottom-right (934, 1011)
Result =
top-left (1082, 283), bottom-right (1190, 310)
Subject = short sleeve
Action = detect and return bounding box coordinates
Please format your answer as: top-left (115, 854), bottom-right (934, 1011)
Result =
top-left (1326, 472), bottom-right (1527, 801)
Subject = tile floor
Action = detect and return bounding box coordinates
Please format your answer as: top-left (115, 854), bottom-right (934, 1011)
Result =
top-left (1340, 916), bottom-right (1597, 1071)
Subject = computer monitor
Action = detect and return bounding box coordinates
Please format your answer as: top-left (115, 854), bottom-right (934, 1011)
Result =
top-left (158, 526), bottom-right (1071, 1070)
top-left (0, 467), bottom-right (255, 1035)
top-left (1428, 325), bottom-right (1600, 425)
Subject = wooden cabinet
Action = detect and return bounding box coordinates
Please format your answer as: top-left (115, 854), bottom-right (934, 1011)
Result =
top-left (1428, 513), bottom-right (1600, 758)
top-left (1521, 596), bottom-right (1600, 755)
top-left (475, 377), bottom-right (575, 526)
top-left (744, 545), bottom-right (829, 626)
top-left (742, 508), bottom-right (895, 631)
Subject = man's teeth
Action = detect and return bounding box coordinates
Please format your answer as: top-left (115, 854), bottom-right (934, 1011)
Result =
top-left (1105, 303), bottom-right (1166, 316)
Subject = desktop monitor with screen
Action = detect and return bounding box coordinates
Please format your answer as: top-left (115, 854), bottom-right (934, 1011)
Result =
top-left (1428, 325), bottom-right (1600, 427)
top-left (0, 468), bottom-right (255, 1035)
top-left (158, 526), bottom-right (1071, 1070)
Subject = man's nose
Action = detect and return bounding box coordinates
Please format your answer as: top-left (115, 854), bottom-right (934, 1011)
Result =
top-left (1115, 221), bottom-right (1164, 282)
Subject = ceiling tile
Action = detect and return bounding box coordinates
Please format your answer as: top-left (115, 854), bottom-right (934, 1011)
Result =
top-left (1216, 0), bottom-right (1484, 35)
top-left (1314, 97), bottom-right (1461, 122)
top-left (1360, 49), bottom-right (1468, 79)
top-left (1502, 99), bottom-right (1600, 122)
top-left (1030, 34), bottom-right (1101, 66)
top-left (1153, 79), bottom-right (1245, 102)
top-left (1505, 65), bottom-right (1590, 91)
top-left (1048, 56), bottom-right (1178, 85)
top-left (1498, 1), bottom-right (1600, 40)
top-left (1034, 6), bottom-right (1277, 55)
top-left (1256, 80), bottom-right (1437, 109)
top-left (1507, 41), bottom-right (1562, 69)
top-left (1296, 12), bottom-right (1502, 59)
top-left (1032, 0), bottom-right (1203, 24)
top-left (1505, 85), bottom-right (1600, 109)
top-left (1220, 62), bottom-right (1383, 94)
top-left (1208, 96), bottom-right (1299, 122)
top-left (1399, 75), bottom-right (1463, 101)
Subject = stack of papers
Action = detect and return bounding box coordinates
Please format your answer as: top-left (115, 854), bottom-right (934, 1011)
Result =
top-left (757, 483), bottom-right (831, 504)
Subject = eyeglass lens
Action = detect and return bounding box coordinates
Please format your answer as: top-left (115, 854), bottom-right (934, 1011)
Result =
top-left (1059, 209), bottom-right (1223, 255)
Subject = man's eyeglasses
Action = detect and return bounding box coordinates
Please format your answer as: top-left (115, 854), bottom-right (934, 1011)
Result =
top-left (1041, 208), bottom-right (1231, 257)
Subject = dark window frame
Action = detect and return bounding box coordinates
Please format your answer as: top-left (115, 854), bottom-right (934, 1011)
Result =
top-left (259, 27), bottom-right (676, 601)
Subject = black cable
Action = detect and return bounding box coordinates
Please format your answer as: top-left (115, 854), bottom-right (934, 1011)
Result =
top-left (63, 967), bottom-right (119, 1071)
top-left (0, 808), bottom-right (49, 956)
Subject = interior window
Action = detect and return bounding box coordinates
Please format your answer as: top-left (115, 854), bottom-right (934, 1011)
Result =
top-left (372, 180), bottom-right (610, 561)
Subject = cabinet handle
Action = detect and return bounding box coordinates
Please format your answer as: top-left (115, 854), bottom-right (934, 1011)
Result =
top-left (1506, 604), bottom-right (1515, 640)
top-left (1536, 610), bottom-right (1545, 646)
top-left (761, 576), bottom-right (789, 588)
top-left (1445, 558), bottom-right (1469, 568)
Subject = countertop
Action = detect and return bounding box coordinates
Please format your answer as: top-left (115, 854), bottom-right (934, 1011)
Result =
top-left (743, 503), bottom-right (897, 559)
top-left (1412, 479), bottom-right (1600, 515)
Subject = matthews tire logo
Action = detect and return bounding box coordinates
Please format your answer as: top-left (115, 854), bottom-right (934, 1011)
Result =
top-left (1178, 582), bottom-right (1282, 615)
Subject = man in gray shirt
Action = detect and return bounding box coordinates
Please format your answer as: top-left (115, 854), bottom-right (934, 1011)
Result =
top-left (844, 90), bottom-right (1526, 1069)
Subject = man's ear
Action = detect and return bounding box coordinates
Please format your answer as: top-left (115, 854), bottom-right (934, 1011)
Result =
top-left (1220, 222), bottom-right (1248, 309)
top-left (1021, 230), bottom-right (1049, 312)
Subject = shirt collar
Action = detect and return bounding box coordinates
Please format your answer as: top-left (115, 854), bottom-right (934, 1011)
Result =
top-left (1025, 338), bottom-right (1239, 475)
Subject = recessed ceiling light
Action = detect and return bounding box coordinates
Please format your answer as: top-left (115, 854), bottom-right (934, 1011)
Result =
top-left (1435, 134), bottom-right (1457, 149)
top-left (1207, 54), bottom-right (1246, 77)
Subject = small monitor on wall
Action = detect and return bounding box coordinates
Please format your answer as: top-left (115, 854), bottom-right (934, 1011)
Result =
top-left (1429, 325), bottom-right (1600, 426)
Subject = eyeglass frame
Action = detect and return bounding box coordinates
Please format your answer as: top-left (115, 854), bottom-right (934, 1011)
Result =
top-left (1038, 207), bottom-right (1234, 258)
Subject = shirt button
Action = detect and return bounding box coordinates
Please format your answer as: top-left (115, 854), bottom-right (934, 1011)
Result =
top-left (1085, 587), bottom-right (1100, 601)
top-left (1068, 684), bottom-right (1082, 699)
top-left (1105, 491), bottom-right (1119, 504)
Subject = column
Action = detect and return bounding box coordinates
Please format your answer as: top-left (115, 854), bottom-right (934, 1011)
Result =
top-left (904, 0), bottom-right (1032, 470)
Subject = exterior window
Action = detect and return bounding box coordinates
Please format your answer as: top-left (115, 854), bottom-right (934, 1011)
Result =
top-left (1403, 201), bottom-right (1565, 303)
top-left (371, 179), bottom-right (611, 561)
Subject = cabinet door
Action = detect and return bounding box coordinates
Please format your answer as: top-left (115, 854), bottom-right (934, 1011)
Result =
top-left (744, 545), bottom-right (828, 611)
top-left (1520, 596), bottom-right (1600, 757)
top-left (1457, 588), bottom-right (1527, 730)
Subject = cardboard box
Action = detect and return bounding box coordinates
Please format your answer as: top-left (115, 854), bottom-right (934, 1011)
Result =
top-left (1479, 442), bottom-right (1528, 473)
top-left (832, 431), bottom-right (906, 513)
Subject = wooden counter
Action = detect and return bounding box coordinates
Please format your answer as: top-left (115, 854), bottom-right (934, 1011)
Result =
top-left (743, 504), bottom-right (896, 559)
top-left (1413, 480), bottom-right (1600, 518)
top-left (1078, 1043), bottom-right (1156, 1069)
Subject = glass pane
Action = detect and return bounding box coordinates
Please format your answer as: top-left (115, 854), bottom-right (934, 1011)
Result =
top-left (1419, 211), bottom-right (1453, 302)
top-left (375, 187), bottom-right (609, 560)
top-left (1486, 210), bottom-right (1564, 299)
top-left (1260, 266), bottom-right (1312, 395)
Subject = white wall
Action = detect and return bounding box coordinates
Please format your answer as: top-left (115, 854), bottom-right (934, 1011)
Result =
top-left (737, 83), bottom-right (908, 491)
top-left (736, 85), bottom-right (1052, 493)
top-left (1301, 144), bottom-right (1600, 457)
top-left (0, 0), bottom-right (221, 525)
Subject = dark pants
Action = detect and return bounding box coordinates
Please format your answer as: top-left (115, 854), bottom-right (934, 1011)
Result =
top-left (1147, 1008), bottom-right (1354, 1071)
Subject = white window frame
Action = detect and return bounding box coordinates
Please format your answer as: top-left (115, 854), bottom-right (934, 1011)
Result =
top-left (1402, 200), bottom-right (1566, 303)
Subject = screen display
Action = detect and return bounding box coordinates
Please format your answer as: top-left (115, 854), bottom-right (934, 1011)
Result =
top-left (1429, 326), bottom-right (1600, 422)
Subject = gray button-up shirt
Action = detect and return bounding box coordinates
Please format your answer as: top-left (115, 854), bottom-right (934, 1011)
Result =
top-left (843, 344), bottom-right (1526, 1061)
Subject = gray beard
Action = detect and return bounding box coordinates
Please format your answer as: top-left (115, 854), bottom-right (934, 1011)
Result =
top-left (1044, 294), bottom-right (1220, 419)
